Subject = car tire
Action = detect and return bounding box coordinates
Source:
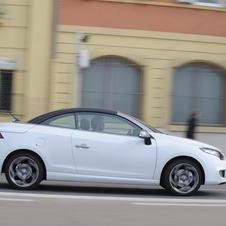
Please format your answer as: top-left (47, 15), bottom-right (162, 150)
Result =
top-left (162, 159), bottom-right (203, 196)
top-left (5, 152), bottom-right (44, 190)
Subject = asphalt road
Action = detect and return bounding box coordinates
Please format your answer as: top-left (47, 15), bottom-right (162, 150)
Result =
top-left (0, 176), bottom-right (226, 226)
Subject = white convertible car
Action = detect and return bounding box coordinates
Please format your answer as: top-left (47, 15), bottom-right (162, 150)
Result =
top-left (0, 108), bottom-right (225, 196)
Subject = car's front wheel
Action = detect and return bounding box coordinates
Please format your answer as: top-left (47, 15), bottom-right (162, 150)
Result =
top-left (5, 152), bottom-right (44, 189)
top-left (162, 159), bottom-right (203, 196)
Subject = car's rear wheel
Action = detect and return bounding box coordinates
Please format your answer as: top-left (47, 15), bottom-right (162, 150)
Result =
top-left (5, 153), bottom-right (44, 189)
top-left (162, 159), bottom-right (203, 196)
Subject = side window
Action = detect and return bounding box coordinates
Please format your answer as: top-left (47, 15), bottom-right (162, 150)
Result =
top-left (42, 114), bottom-right (76, 129)
top-left (76, 112), bottom-right (141, 136)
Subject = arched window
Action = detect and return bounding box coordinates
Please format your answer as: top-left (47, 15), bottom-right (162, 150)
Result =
top-left (81, 56), bottom-right (141, 116)
top-left (172, 63), bottom-right (225, 125)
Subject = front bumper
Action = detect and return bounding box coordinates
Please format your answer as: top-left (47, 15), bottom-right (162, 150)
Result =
top-left (204, 158), bottom-right (226, 185)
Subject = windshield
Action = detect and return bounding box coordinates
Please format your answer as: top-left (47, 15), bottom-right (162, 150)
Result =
top-left (126, 115), bottom-right (164, 134)
top-left (140, 121), bottom-right (164, 134)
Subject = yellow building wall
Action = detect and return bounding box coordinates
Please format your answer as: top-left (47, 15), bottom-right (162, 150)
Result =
top-left (0, 0), bottom-right (28, 121)
top-left (24, 0), bottom-right (53, 120)
top-left (0, 0), bottom-right (53, 122)
top-left (1, 1), bottom-right (226, 132)
top-left (51, 25), bottom-right (226, 131)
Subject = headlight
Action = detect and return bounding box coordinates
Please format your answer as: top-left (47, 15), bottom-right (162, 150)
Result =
top-left (200, 147), bottom-right (225, 160)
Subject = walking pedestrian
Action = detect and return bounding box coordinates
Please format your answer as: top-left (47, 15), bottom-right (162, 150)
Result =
top-left (186, 112), bottom-right (199, 139)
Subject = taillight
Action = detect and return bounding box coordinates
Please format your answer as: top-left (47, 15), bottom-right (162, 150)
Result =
top-left (0, 133), bottom-right (4, 139)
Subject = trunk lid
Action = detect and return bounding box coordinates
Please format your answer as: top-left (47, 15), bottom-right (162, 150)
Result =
top-left (0, 122), bottom-right (35, 133)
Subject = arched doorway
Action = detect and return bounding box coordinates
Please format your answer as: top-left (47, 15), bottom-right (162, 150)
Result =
top-left (172, 62), bottom-right (225, 125)
top-left (81, 56), bottom-right (141, 116)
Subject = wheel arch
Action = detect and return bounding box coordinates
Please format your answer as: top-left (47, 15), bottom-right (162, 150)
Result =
top-left (160, 156), bottom-right (205, 186)
top-left (1, 149), bottom-right (47, 180)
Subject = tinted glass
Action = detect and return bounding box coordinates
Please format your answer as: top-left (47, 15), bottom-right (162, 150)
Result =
top-left (42, 114), bottom-right (76, 129)
top-left (76, 112), bottom-right (141, 136)
top-left (197, 0), bottom-right (219, 3)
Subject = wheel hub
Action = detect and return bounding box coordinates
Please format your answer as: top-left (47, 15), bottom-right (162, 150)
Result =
top-left (16, 164), bottom-right (32, 180)
top-left (169, 163), bottom-right (199, 194)
top-left (8, 156), bottom-right (39, 188)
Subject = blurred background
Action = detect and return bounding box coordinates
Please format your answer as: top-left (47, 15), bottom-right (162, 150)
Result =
top-left (0, 0), bottom-right (226, 148)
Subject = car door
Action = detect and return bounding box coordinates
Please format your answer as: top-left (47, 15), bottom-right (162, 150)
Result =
top-left (71, 112), bottom-right (157, 181)
top-left (34, 113), bottom-right (76, 174)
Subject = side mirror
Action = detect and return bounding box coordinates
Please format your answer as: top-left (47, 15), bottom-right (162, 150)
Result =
top-left (139, 130), bottom-right (152, 145)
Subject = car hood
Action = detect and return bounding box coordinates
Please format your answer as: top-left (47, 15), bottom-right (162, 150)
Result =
top-left (0, 122), bottom-right (35, 133)
top-left (153, 132), bottom-right (219, 150)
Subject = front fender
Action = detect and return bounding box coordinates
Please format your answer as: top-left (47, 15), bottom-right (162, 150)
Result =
top-left (153, 150), bottom-right (207, 181)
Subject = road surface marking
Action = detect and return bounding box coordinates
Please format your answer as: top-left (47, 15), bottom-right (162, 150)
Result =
top-left (133, 202), bottom-right (226, 207)
top-left (201, 188), bottom-right (226, 192)
top-left (0, 197), bottom-right (34, 202)
top-left (0, 191), bottom-right (226, 205)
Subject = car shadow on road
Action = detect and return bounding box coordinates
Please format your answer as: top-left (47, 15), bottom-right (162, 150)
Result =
top-left (0, 174), bottom-right (223, 198)
top-left (0, 181), bottom-right (215, 198)
top-left (40, 185), bottom-right (215, 197)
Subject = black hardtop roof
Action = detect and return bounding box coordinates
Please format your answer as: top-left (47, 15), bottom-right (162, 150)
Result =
top-left (28, 108), bottom-right (118, 124)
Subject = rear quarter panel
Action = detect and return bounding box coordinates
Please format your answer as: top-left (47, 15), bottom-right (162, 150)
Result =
top-left (1, 125), bottom-right (76, 175)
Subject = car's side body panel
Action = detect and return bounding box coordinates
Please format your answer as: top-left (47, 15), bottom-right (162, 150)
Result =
top-left (71, 130), bottom-right (157, 180)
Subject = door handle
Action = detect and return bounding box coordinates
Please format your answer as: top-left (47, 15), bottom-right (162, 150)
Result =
top-left (75, 144), bottom-right (90, 149)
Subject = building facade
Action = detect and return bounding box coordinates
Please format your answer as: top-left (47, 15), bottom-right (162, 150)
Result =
top-left (1, 0), bottom-right (226, 149)
top-left (0, 0), bottom-right (53, 120)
